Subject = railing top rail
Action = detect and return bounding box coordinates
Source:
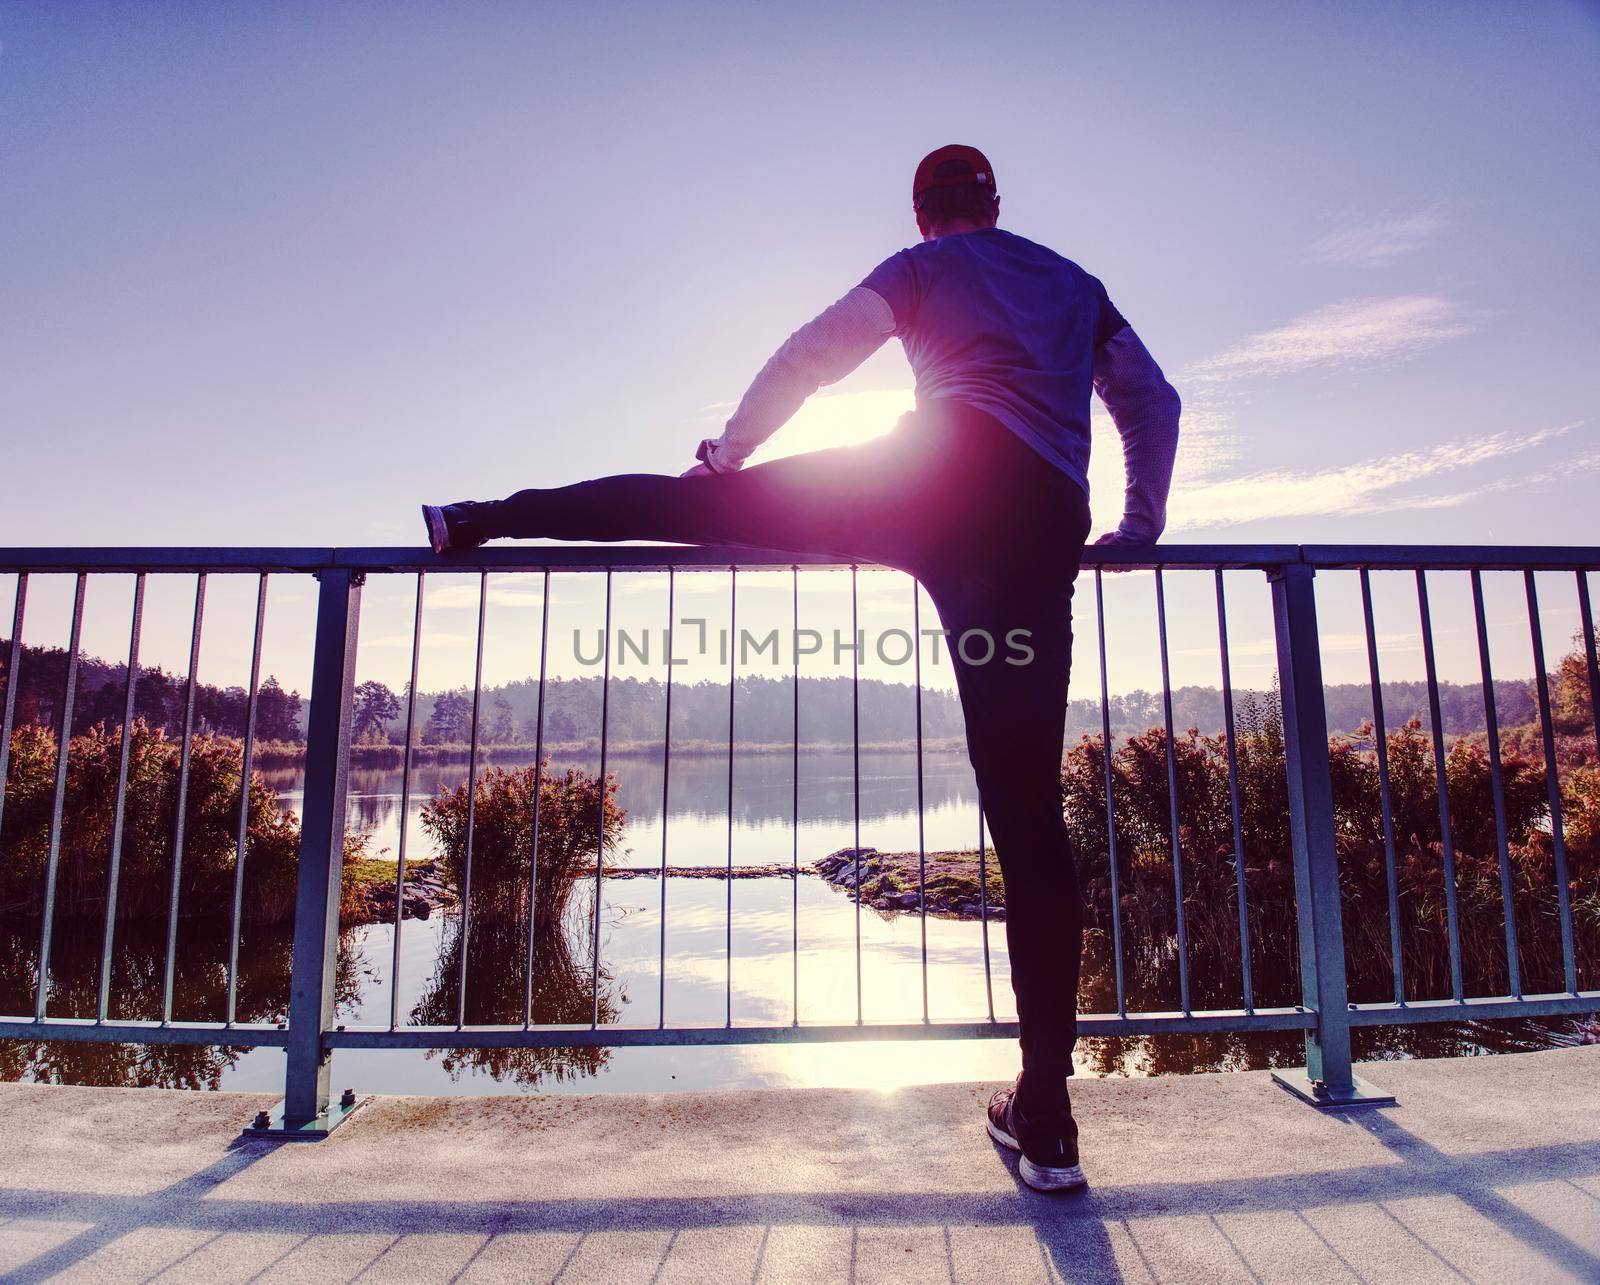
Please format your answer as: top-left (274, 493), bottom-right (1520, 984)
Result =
top-left (0, 547), bottom-right (342, 574)
top-left (1300, 544), bottom-right (1600, 571)
top-left (0, 542), bottom-right (1595, 575)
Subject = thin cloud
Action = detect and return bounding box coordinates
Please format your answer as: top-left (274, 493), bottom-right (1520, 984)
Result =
top-left (695, 399), bottom-right (739, 423)
top-left (424, 581), bottom-right (549, 610)
top-left (1093, 398), bottom-right (1239, 487)
top-left (1167, 425), bottom-right (1579, 530)
top-left (364, 630), bottom-right (473, 647)
top-left (1168, 402), bottom-right (1239, 483)
top-left (1385, 448), bottom-right (1600, 514)
top-left (1309, 207), bottom-right (1448, 266)
top-left (1188, 296), bottom-right (1475, 383)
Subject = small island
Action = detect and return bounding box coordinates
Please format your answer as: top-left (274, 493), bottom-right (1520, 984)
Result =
top-left (813, 847), bottom-right (1005, 919)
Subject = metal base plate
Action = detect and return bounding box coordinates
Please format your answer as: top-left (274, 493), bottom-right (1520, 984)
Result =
top-left (243, 1094), bottom-right (367, 1140)
top-left (1272, 1068), bottom-right (1397, 1110)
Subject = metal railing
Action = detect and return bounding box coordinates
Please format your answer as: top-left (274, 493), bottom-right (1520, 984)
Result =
top-left (1, 543), bottom-right (1597, 1130)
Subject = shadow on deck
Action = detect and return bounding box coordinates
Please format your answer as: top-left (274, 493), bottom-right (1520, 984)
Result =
top-left (0, 1046), bottom-right (1597, 1282)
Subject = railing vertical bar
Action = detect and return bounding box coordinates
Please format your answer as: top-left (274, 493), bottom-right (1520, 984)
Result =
top-left (1215, 571), bottom-right (1254, 1013)
top-left (1270, 562), bottom-right (1359, 1097)
top-left (225, 573), bottom-right (268, 1027)
top-left (1472, 570), bottom-right (1521, 998)
top-left (1416, 569), bottom-right (1465, 1003)
top-left (1095, 569), bottom-right (1126, 1017)
top-left (791, 566), bottom-right (800, 1027)
top-left (913, 580), bottom-right (929, 1025)
top-left (525, 569), bottom-right (552, 1030)
top-left (1526, 570), bottom-right (1578, 994)
top-left (390, 571), bottom-right (425, 1032)
top-left (1155, 566), bottom-right (1191, 1014)
top-left (590, 569), bottom-right (613, 1028)
top-left (160, 574), bottom-right (206, 1025)
top-left (97, 573), bottom-right (143, 1022)
top-left (1578, 570), bottom-right (1600, 767)
top-left (281, 567), bottom-right (361, 1126)
top-left (1361, 569), bottom-right (1406, 1006)
top-left (35, 572), bottom-right (87, 1020)
top-left (725, 567), bottom-right (736, 1028)
top-left (851, 563), bottom-right (863, 1026)
top-left (656, 568), bottom-right (673, 1030)
top-left (0, 573), bottom-right (29, 842)
top-left (979, 803), bottom-right (994, 1023)
top-left (455, 570), bottom-right (488, 1029)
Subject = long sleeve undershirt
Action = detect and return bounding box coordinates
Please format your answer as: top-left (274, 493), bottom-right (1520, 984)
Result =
top-left (1093, 328), bottom-right (1181, 543)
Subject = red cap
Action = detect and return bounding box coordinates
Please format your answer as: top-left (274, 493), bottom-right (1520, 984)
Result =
top-left (912, 144), bottom-right (997, 207)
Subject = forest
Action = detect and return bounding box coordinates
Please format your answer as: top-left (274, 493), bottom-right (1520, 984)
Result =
top-left (0, 632), bottom-right (1559, 756)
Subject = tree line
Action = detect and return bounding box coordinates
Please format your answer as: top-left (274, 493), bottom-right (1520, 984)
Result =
top-left (0, 642), bottom-right (302, 744)
top-left (0, 632), bottom-right (1581, 752)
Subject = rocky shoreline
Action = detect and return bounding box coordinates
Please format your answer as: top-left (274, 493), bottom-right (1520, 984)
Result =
top-left (813, 848), bottom-right (1005, 920)
top-left (345, 860), bottom-right (457, 926)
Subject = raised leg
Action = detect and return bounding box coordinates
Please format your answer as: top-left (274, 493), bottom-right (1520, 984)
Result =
top-left (481, 430), bottom-right (939, 570)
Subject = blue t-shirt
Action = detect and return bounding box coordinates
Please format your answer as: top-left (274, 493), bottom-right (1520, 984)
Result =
top-left (860, 227), bottom-right (1126, 496)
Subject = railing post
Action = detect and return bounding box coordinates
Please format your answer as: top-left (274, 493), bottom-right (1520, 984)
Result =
top-left (247, 566), bottom-right (365, 1137)
top-left (1268, 562), bottom-right (1394, 1109)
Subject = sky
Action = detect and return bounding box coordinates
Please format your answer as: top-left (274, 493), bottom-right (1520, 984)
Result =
top-left (2, 1), bottom-right (1598, 701)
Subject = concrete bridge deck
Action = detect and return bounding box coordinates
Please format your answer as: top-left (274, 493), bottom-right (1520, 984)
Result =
top-left (0, 1046), bottom-right (1596, 1283)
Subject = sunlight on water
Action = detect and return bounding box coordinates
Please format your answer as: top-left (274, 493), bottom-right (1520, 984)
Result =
top-left (209, 877), bottom-right (1026, 1097)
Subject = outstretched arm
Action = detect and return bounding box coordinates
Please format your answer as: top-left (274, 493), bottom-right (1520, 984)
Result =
top-left (1093, 327), bottom-right (1181, 544)
top-left (693, 286), bottom-right (896, 474)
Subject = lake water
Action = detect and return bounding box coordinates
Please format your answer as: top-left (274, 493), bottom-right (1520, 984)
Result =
top-left (270, 748), bottom-right (1032, 1094)
top-left (4, 748), bottom-right (1587, 1095)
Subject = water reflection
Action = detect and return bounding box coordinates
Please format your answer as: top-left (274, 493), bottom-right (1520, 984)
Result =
top-left (408, 897), bottom-right (619, 1089)
top-left (267, 749), bottom-right (983, 869)
top-left (0, 914), bottom-right (326, 1089)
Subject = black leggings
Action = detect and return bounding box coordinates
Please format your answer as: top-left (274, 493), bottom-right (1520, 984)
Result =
top-left (482, 402), bottom-right (1092, 1085)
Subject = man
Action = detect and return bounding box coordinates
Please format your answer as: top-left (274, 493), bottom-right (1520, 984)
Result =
top-left (423, 145), bottom-right (1179, 1193)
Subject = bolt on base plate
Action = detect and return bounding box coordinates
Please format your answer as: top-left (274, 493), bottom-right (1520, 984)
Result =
top-left (243, 1091), bottom-right (367, 1139)
top-left (1272, 1068), bottom-right (1397, 1110)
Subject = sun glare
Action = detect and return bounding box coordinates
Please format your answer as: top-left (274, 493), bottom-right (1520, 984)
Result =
top-left (754, 389), bottom-right (1122, 539)
top-left (747, 388), bottom-right (916, 464)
